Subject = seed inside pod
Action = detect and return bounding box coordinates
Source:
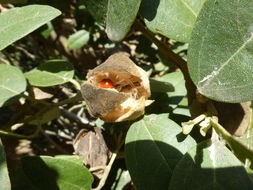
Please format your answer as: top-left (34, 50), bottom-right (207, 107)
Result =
top-left (81, 53), bottom-right (151, 122)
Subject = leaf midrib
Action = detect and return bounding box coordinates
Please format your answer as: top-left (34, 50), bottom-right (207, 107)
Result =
top-left (141, 119), bottom-right (172, 171)
top-left (0, 84), bottom-right (19, 95)
top-left (179, 0), bottom-right (197, 17)
top-left (199, 33), bottom-right (253, 89)
top-left (32, 70), bottom-right (71, 82)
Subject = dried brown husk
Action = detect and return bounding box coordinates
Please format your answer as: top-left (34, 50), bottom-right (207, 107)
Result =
top-left (81, 53), bottom-right (151, 122)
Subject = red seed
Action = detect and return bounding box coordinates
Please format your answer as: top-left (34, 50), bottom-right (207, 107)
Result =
top-left (99, 79), bottom-right (114, 88)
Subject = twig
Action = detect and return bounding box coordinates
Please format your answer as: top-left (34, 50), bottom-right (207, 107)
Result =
top-left (16, 46), bottom-right (36, 60)
top-left (69, 78), bottom-right (81, 91)
top-left (69, 104), bottom-right (84, 112)
top-left (2, 50), bottom-right (14, 65)
top-left (55, 92), bottom-right (83, 106)
top-left (60, 107), bottom-right (89, 125)
top-left (89, 166), bottom-right (106, 172)
top-left (41, 129), bottom-right (69, 154)
top-left (92, 133), bottom-right (125, 190)
top-left (22, 94), bottom-right (52, 106)
top-left (0, 124), bottom-right (41, 139)
top-left (0, 57), bottom-right (10, 64)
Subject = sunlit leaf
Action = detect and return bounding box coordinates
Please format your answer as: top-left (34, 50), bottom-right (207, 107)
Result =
top-left (25, 60), bottom-right (74, 87)
top-left (106, 0), bottom-right (141, 41)
top-left (140, 0), bottom-right (206, 42)
top-left (0, 5), bottom-right (61, 50)
top-left (0, 64), bottom-right (26, 107)
top-left (188, 0), bottom-right (253, 102)
top-left (67, 30), bottom-right (90, 49)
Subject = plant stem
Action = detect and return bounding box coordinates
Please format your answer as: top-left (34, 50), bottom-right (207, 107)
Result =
top-left (69, 78), bottom-right (81, 91)
top-left (55, 92), bottom-right (83, 106)
top-left (210, 118), bottom-right (253, 163)
top-left (0, 124), bottom-right (41, 139)
top-left (133, 20), bottom-right (197, 105)
top-left (22, 94), bottom-right (51, 106)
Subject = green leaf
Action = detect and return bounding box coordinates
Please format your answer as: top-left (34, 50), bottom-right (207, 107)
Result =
top-left (0, 64), bottom-right (27, 107)
top-left (28, 106), bottom-right (60, 125)
top-left (158, 72), bottom-right (187, 109)
top-left (150, 78), bottom-right (174, 93)
top-left (0, 5), bottom-right (61, 50)
top-left (25, 60), bottom-right (74, 87)
top-left (169, 140), bottom-right (253, 190)
top-left (188, 0), bottom-right (253, 103)
top-left (84, 0), bottom-right (108, 24)
top-left (0, 138), bottom-right (11, 190)
top-left (106, 0), bottom-right (141, 41)
top-left (140, 0), bottom-right (206, 42)
top-left (20, 155), bottom-right (93, 190)
top-left (125, 114), bottom-right (196, 190)
top-left (67, 30), bottom-right (90, 49)
top-left (147, 72), bottom-right (187, 115)
top-left (111, 169), bottom-right (131, 190)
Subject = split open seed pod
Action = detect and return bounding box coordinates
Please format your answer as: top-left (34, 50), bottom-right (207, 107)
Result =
top-left (81, 53), bottom-right (151, 122)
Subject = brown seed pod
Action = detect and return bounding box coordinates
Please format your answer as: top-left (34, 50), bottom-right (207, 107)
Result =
top-left (81, 53), bottom-right (151, 122)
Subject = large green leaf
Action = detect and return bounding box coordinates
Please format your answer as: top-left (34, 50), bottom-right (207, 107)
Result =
top-left (0, 5), bottom-right (61, 50)
top-left (188, 0), bottom-right (253, 103)
top-left (20, 155), bottom-right (93, 190)
top-left (125, 114), bottom-right (196, 190)
top-left (106, 0), bottom-right (141, 41)
top-left (0, 64), bottom-right (27, 107)
top-left (140, 0), bottom-right (206, 42)
top-left (169, 140), bottom-right (253, 190)
top-left (0, 138), bottom-right (11, 190)
top-left (84, 0), bottom-right (108, 24)
top-left (25, 60), bottom-right (74, 87)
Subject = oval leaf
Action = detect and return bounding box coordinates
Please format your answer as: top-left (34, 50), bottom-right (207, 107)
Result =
top-left (84, 0), bottom-right (108, 24)
top-left (147, 72), bottom-right (187, 115)
top-left (140, 0), bottom-right (206, 42)
top-left (25, 60), bottom-right (74, 87)
top-left (67, 30), bottom-right (90, 49)
top-left (125, 114), bottom-right (196, 190)
top-left (0, 138), bottom-right (11, 190)
top-left (169, 140), bottom-right (253, 190)
top-left (188, 0), bottom-right (253, 103)
top-left (106, 0), bottom-right (141, 41)
top-left (150, 78), bottom-right (174, 93)
top-left (0, 5), bottom-right (61, 50)
top-left (0, 64), bottom-right (27, 107)
top-left (20, 155), bottom-right (93, 190)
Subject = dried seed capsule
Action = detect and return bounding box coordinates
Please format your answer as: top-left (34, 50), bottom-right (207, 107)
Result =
top-left (81, 53), bottom-right (151, 122)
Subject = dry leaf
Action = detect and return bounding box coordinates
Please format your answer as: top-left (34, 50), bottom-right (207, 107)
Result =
top-left (73, 128), bottom-right (111, 179)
